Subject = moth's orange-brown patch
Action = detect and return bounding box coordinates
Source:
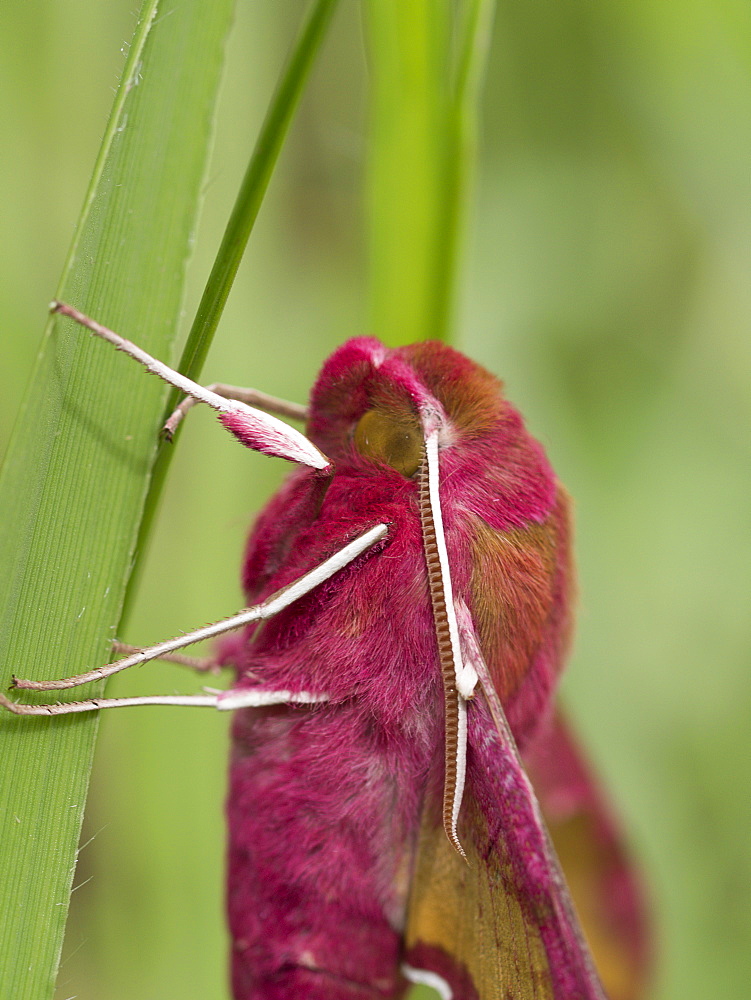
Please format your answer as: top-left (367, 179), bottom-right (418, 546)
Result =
top-left (400, 342), bottom-right (507, 438)
top-left (469, 516), bottom-right (558, 704)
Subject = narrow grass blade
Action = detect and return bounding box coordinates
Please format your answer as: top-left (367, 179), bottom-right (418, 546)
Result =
top-left (176, 0), bottom-right (342, 382)
top-left (365, 0), bottom-right (496, 346)
top-left (128, 0), bottom-right (342, 612)
top-left (0, 1), bottom-right (234, 996)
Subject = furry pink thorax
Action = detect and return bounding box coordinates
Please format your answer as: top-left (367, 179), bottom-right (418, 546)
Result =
top-left (222, 339), bottom-right (571, 999)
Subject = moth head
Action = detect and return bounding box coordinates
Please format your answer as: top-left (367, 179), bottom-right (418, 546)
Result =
top-left (307, 338), bottom-right (555, 527)
top-left (307, 338), bottom-right (452, 471)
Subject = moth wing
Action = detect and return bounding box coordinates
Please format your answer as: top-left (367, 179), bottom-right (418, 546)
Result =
top-left (525, 710), bottom-right (651, 1000)
top-left (404, 625), bottom-right (607, 1000)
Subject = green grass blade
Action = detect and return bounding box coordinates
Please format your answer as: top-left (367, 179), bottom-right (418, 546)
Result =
top-left (365, 0), bottom-right (452, 346)
top-left (434, 0), bottom-right (496, 335)
top-left (128, 0), bottom-right (342, 614)
top-left (365, 0), bottom-right (496, 347)
top-left (176, 0), bottom-right (341, 382)
top-left (0, 1), bottom-right (234, 996)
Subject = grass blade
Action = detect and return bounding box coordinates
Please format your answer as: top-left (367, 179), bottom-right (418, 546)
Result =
top-left (0, 1), bottom-right (234, 996)
top-left (365, 0), bottom-right (496, 347)
top-left (176, 0), bottom-right (341, 381)
top-left (129, 0), bottom-right (342, 612)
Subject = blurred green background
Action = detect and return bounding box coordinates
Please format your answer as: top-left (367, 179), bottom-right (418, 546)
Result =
top-left (1, 2), bottom-right (749, 999)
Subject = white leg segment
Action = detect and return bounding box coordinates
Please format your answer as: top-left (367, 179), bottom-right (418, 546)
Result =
top-left (0, 689), bottom-right (328, 716)
top-left (10, 524), bottom-right (388, 692)
top-left (402, 964), bottom-right (453, 1000)
top-left (164, 383), bottom-right (307, 439)
top-left (112, 642), bottom-right (217, 673)
top-left (51, 301), bottom-right (329, 470)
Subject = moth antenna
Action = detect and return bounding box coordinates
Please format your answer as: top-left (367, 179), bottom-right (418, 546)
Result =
top-left (50, 301), bottom-right (329, 471)
top-left (418, 428), bottom-right (470, 862)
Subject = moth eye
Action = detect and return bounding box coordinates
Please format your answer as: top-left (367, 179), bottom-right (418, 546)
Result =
top-left (353, 409), bottom-right (423, 478)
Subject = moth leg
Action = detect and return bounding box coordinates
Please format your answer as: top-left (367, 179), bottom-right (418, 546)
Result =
top-left (50, 301), bottom-right (329, 471)
top-left (11, 523), bottom-right (388, 692)
top-left (0, 688), bottom-right (328, 717)
top-left (402, 964), bottom-right (453, 1000)
top-left (164, 384), bottom-right (307, 440)
top-left (11, 617), bottom-right (256, 692)
top-left (111, 641), bottom-right (220, 674)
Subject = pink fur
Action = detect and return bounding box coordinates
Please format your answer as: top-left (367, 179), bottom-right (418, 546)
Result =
top-left (222, 340), bottom-right (591, 999)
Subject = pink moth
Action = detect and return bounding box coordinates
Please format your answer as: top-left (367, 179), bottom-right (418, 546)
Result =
top-left (2, 303), bottom-right (650, 1000)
